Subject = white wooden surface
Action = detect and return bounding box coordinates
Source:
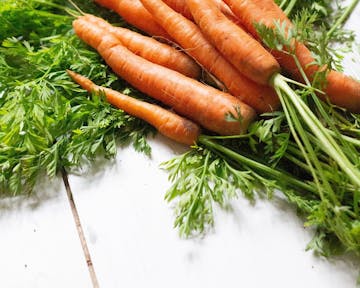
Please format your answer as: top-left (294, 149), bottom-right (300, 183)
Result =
top-left (0, 178), bottom-right (92, 287)
top-left (0, 4), bottom-right (359, 288)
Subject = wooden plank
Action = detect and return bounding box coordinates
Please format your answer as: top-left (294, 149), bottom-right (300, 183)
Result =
top-left (69, 136), bottom-right (359, 287)
top-left (0, 177), bottom-right (92, 288)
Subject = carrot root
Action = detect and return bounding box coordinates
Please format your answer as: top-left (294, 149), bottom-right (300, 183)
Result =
top-left (140, 0), bottom-right (280, 113)
top-left (79, 14), bottom-right (201, 79)
top-left (67, 70), bottom-right (201, 145)
top-left (72, 18), bottom-right (256, 135)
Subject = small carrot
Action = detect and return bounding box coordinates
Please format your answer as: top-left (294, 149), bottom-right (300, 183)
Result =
top-left (79, 14), bottom-right (201, 79)
top-left (224, 0), bottom-right (360, 112)
top-left (72, 18), bottom-right (256, 135)
top-left (94, 0), bottom-right (170, 38)
top-left (139, 0), bottom-right (280, 113)
top-left (186, 0), bottom-right (280, 86)
top-left (67, 70), bottom-right (201, 145)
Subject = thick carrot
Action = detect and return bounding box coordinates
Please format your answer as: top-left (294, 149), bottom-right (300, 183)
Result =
top-left (67, 70), bottom-right (201, 145)
top-left (223, 0), bottom-right (291, 38)
top-left (139, 0), bottom-right (280, 113)
top-left (163, 0), bottom-right (239, 23)
top-left (94, 0), bottom-right (170, 38)
top-left (224, 0), bottom-right (360, 112)
top-left (72, 18), bottom-right (256, 135)
top-left (80, 14), bottom-right (200, 79)
top-left (162, 0), bottom-right (193, 19)
top-left (186, 0), bottom-right (280, 86)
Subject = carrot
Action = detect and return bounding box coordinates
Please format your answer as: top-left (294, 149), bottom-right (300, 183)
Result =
top-left (94, 0), bottom-right (170, 38)
top-left (67, 70), bottom-right (201, 145)
top-left (224, 0), bottom-right (360, 112)
top-left (139, 0), bottom-right (280, 113)
top-left (72, 18), bottom-right (256, 135)
top-left (186, 0), bottom-right (280, 86)
top-left (162, 0), bottom-right (194, 19)
top-left (162, 0), bottom-right (239, 23)
top-left (223, 0), bottom-right (291, 38)
top-left (79, 14), bottom-right (200, 79)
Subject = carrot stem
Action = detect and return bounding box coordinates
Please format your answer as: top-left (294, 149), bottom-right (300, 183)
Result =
top-left (283, 0), bottom-right (297, 16)
top-left (279, 0), bottom-right (287, 9)
top-left (199, 136), bottom-right (317, 193)
top-left (272, 73), bottom-right (360, 188)
top-left (327, 0), bottom-right (360, 39)
top-left (67, 0), bottom-right (86, 16)
top-left (277, 84), bottom-right (335, 203)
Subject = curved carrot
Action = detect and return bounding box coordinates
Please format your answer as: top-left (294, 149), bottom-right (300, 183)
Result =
top-left (139, 0), bottom-right (280, 113)
top-left (94, 0), bottom-right (170, 38)
top-left (186, 0), bottom-right (280, 86)
top-left (72, 18), bottom-right (256, 135)
top-left (67, 70), bottom-right (201, 145)
top-left (80, 14), bottom-right (200, 79)
top-left (224, 0), bottom-right (360, 112)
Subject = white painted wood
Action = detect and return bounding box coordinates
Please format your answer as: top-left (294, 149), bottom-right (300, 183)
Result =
top-left (0, 178), bottom-right (92, 288)
top-left (69, 137), bottom-right (359, 288)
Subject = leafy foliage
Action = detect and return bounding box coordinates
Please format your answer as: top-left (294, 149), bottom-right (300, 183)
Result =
top-left (0, 0), bottom-right (152, 195)
top-left (162, 147), bottom-right (257, 236)
top-left (162, 0), bottom-right (360, 258)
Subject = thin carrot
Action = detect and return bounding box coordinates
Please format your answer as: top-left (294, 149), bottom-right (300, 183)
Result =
top-left (67, 70), bottom-right (201, 145)
top-left (224, 0), bottom-right (360, 112)
top-left (186, 0), bottom-right (280, 86)
top-left (80, 14), bottom-right (200, 79)
top-left (139, 0), bottom-right (280, 113)
top-left (72, 18), bottom-right (256, 135)
top-left (94, 0), bottom-right (170, 38)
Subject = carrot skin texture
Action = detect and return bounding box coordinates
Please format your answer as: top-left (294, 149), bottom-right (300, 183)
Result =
top-left (94, 0), bottom-right (170, 38)
top-left (186, 0), bottom-right (280, 85)
top-left (162, 0), bottom-right (194, 19)
top-left (72, 19), bottom-right (256, 135)
top-left (224, 0), bottom-right (360, 112)
top-left (163, 0), bottom-right (239, 23)
top-left (223, 0), bottom-right (291, 38)
top-left (140, 0), bottom-right (280, 113)
top-left (67, 70), bottom-right (201, 145)
top-left (80, 15), bottom-right (201, 79)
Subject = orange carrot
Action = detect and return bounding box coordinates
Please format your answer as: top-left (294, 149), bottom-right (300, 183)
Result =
top-left (162, 0), bottom-right (194, 19)
top-left (94, 0), bottom-right (170, 38)
top-left (67, 70), bottom-right (201, 145)
top-left (223, 0), bottom-right (291, 38)
top-left (186, 0), bottom-right (280, 86)
top-left (72, 18), bottom-right (256, 135)
top-left (139, 0), bottom-right (280, 113)
top-left (224, 0), bottom-right (360, 112)
top-left (80, 14), bottom-right (200, 79)
top-left (163, 0), bottom-right (239, 23)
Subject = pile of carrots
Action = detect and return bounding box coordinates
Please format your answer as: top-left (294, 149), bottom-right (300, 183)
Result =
top-left (69, 0), bottom-right (360, 145)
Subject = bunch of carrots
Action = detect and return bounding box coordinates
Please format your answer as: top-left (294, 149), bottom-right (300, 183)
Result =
top-left (67, 0), bottom-right (360, 188)
top-left (66, 0), bottom-right (360, 250)
top-left (69, 0), bottom-right (360, 144)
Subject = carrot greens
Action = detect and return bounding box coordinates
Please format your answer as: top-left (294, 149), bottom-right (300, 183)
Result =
top-left (163, 0), bottom-right (360, 257)
top-left (0, 0), bottom-right (153, 194)
top-left (1, 0), bottom-right (360, 262)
